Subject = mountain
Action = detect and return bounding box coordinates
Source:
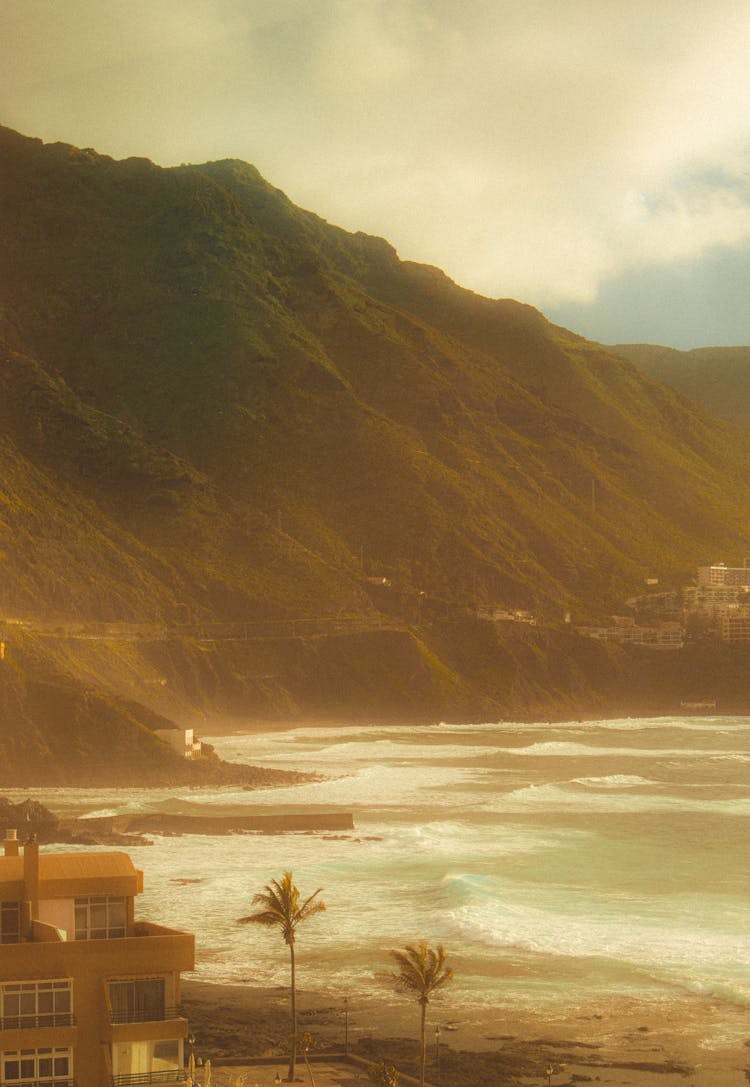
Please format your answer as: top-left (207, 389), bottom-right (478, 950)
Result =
top-left (611, 344), bottom-right (750, 430)
top-left (1, 124), bottom-right (750, 779)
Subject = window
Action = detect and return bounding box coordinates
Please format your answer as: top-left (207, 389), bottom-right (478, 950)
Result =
top-left (0, 981), bottom-right (73, 1030)
top-left (74, 895), bottom-right (126, 939)
top-left (0, 902), bottom-right (21, 944)
top-left (108, 978), bottom-right (166, 1023)
top-left (1, 1048), bottom-right (71, 1084)
top-left (152, 1040), bottom-right (180, 1070)
top-left (111, 1040), bottom-right (182, 1085)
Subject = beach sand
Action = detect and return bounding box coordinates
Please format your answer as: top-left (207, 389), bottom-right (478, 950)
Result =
top-left (181, 979), bottom-right (749, 1086)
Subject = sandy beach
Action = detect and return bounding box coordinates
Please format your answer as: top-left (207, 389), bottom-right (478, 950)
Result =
top-left (181, 978), bottom-right (750, 1087)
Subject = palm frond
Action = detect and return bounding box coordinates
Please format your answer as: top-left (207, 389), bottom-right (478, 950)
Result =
top-left (389, 942), bottom-right (454, 1003)
top-left (297, 888), bottom-right (326, 922)
top-left (240, 871), bottom-right (326, 940)
top-left (237, 908), bottom-right (284, 927)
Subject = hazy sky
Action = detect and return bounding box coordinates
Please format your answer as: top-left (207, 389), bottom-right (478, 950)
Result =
top-left (2, 0), bottom-right (749, 348)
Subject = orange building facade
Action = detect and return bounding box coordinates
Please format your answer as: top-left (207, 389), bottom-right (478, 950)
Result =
top-left (0, 830), bottom-right (195, 1087)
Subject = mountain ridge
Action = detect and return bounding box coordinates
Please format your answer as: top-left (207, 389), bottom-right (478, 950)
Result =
top-left (2, 124), bottom-right (750, 780)
top-left (611, 343), bottom-right (750, 430)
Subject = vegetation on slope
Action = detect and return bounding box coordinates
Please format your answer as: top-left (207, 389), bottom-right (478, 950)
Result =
top-left (3, 124), bottom-right (750, 621)
top-left (611, 343), bottom-right (750, 431)
top-left (1, 124), bottom-right (750, 779)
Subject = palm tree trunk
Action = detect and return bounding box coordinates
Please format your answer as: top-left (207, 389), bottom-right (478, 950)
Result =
top-left (419, 999), bottom-right (426, 1087)
top-left (288, 940), bottom-right (297, 1081)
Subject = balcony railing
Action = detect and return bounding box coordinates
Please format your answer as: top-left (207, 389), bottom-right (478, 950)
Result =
top-left (111, 1071), bottom-right (185, 1087)
top-left (3, 1081), bottom-right (76, 1087)
top-left (0, 1012), bottom-right (76, 1030)
top-left (109, 1005), bottom-right (179, 1025)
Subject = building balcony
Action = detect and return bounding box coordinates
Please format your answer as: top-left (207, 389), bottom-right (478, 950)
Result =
top-left (111, 1071), bottom-right (186, 1087)
top-left (105, 1000), bottom-right (188, 1046)
top-left (0, 1018), bottom-right (77, 1052)
top-left (0, 1012), bottom-right (76, 1030)
top-left (9, 1081), bottom-right (77, 1087)
top-left (0, 924), bottom-right (194, 981)
top-left (108, 1006), bottom-right (180, 1026)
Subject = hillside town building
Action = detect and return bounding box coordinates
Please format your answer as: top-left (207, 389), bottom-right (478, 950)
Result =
top-left (697, 561), bottom-right (750, 587)
top-left (720, 609), bottom-right (750, 643)
top-left (576, 617), bottom-right (684, 648)
top-left (0, 831), bottom-right (194, 1087)
top-left (682, 585), bottom-right (749, 615)
top-left (153, 726), bottom-right (203, 759)
top-left (586, 558), bottom-right (750, 646)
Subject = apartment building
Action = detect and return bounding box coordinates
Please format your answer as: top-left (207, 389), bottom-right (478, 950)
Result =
top-left (577, 619), bottom-right (684, 648)
top-left (0, 831), bottom-right (194, 1087)
top-left (721, 609), bottom-right (750, 643)
top-left (682, 584), bottom-right (746, 615)
top-left (697, 561), bottom-right (750, 588)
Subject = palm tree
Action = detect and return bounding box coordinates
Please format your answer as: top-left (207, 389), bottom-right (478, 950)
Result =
top-left (238, 871), bottom-right (326, 1080)
top-left (389, 943), bottom-right (453, 1087)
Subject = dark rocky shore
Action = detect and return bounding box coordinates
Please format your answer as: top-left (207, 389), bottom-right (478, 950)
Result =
top-left (84, 811), bottom-right (355, 836)
top-left (0, 796), bottom-right (354, 846)
top-left (0, 796), bottom-right (151, 846)
top-left (179, 980), bottom-right (746, 1087)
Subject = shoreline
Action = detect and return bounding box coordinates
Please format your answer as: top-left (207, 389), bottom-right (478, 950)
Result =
top-left (7, 713), bottom-right (745, 789)
top-left (8, 715), bottom-right (747, 1087)
top-left (180, 978), bottom-right (750, 1086)
top-left (198, 709), bottom-right (750, 739)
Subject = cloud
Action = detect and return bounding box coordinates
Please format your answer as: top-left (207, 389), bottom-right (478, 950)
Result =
top-left (546, 243), bottom-right (750, 349)
top-left (1, 0), bottom-right (238, 83)
top-left (1, 0), bottom-right (749, 342)
top-left (244, 0), bottom-right (750, 311)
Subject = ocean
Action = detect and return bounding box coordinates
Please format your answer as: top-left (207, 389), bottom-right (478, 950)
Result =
top-left (20, 716), bottom-right (750, 1028)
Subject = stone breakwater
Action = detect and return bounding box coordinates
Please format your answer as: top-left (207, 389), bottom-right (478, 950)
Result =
top-left (81, 811), bottom-right (355, 836)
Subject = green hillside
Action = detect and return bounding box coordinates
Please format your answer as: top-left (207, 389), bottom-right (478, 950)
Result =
top-left (611, 343), bottom-right (750, 430)
top-left (1, 124), bottom-right (750, 779)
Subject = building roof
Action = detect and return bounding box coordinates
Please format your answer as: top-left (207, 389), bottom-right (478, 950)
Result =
top-left (47, 851), bottom-right (139, 878)
top-left (0, 849), bottom-right (143, 897)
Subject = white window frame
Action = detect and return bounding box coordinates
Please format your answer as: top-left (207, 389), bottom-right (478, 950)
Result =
top-left (1, 1047), bottom-right (72, 1084)
top-left (74, 895), bottom-right (126, 940)
top-left (0, 980), bottom-right (73, 1030)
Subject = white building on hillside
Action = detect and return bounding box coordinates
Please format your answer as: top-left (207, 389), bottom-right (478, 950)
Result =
top-left (153, 727), bottom-right (202, 759)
